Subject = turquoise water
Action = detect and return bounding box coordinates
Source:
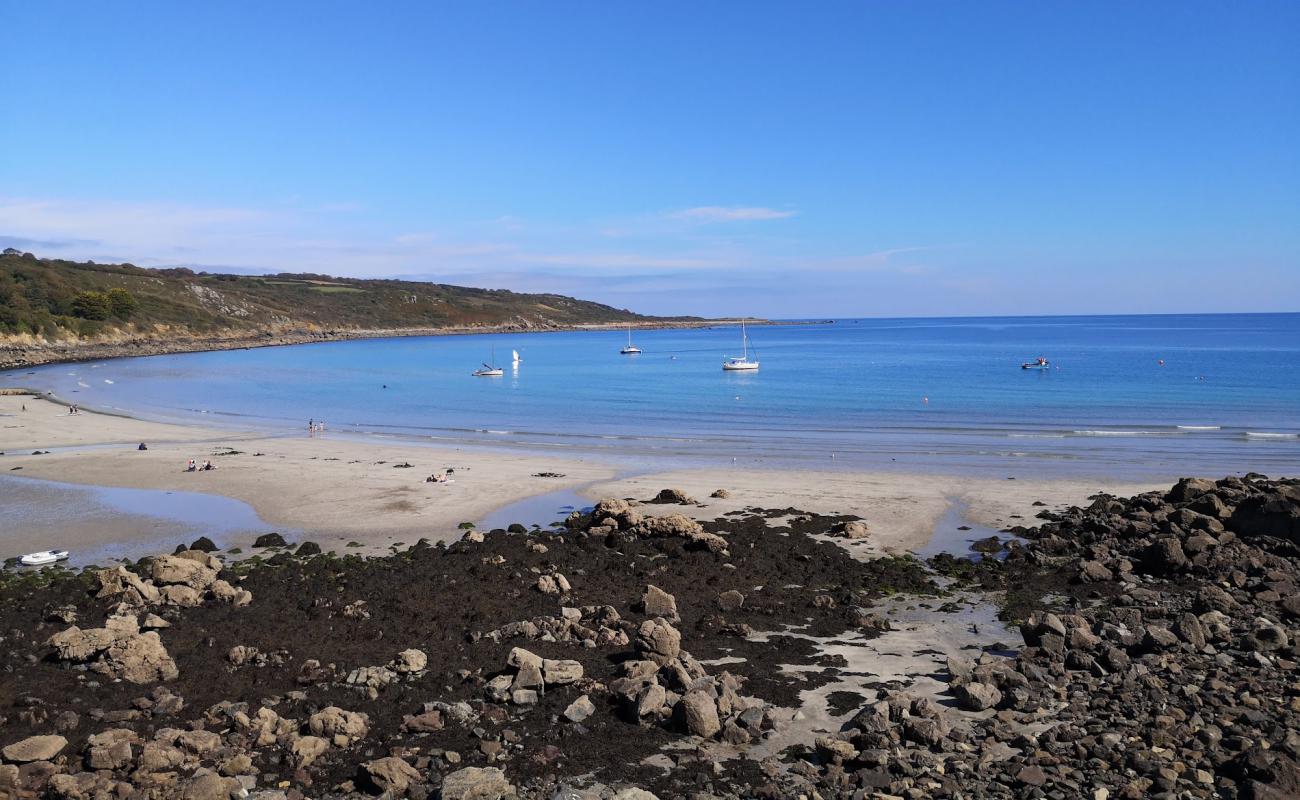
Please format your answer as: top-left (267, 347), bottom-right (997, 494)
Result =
top-left (5, 314), bottom-right (1298, 478)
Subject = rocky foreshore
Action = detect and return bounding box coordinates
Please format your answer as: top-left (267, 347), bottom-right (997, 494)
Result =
top-left (1, 476), bottom-right (1298, 799)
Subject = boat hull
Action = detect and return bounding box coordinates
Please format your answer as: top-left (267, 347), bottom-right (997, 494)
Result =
top-left (20, 550), bottom-right (69, 566)
top-left (472, 369), bottom-right (504, 377)
top-left (722, 362), bottom-right (759, 371)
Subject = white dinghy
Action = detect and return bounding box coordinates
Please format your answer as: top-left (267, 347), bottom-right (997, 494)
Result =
top-left (20, 549), bottom-right (70, 566)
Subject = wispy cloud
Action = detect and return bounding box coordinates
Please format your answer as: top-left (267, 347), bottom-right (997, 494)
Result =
top-left (668, 206), bottom-right (798, 223)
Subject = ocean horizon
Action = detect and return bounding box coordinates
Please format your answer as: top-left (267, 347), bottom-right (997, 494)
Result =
top-left (5, 311), bottom-right (1298, 479)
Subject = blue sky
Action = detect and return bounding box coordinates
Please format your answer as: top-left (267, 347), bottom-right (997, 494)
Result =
top-left (2, 2), bottom-right (1297, 317)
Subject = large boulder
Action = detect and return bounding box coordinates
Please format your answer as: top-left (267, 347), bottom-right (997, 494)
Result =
top-left (95, 566), bottom-right (161, 604)
top-left (107, 630), bottom-right (179, 683)
top-left (440, 767), bottom-right (514, 800)
top-left (1231, 489), bottom-right (1300, 544)
top-left (150, 554), bottom-right (218, 589)
top-left (1168, 477), bottom-right (1217, 503)
top-left (680, 690), bottom-right (721, 738)
top-left (653, 488), bottom-right (695, 504)
top-left (47, 618), bottom-right (177, 683)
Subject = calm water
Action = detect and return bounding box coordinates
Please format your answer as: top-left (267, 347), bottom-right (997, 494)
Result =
top-left (5, 314), bottom-right (1298, 478)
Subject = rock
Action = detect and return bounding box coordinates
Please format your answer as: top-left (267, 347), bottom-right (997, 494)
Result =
top-left (362, 756), bottom-right (421, 795)
top-left (181, 773), bottom-right (241, 800)
top-left (680, 689), bottom-right (721, 738)
top-left (2, 735), bottom-right (67, 763)
top-left (815, 736), bottom-right (857, 762)
top-left (716, 590), bottom-right (745, 611)
top-left (160, 584), bottom-right (203, 606)
top-left (150, 554), bottom-right (218, 588)
top-left (440, 766), bottom-right (514, 800)
top-left (542, 659), bottom-right (583, 685)
top-left (635, 683), bottom-right (668, 718)
top-left (291, 735), bottom-right (329, 766)
top-left (208, 579), bottom-right (253, 606)
top-left (227, 645), bottom-right (260, 666)
top-left (536, 574), bottom-right (570, 595)
top-left (1245, 621), bottom-right (1290, 652)
top-left (1079, 559), bottom-right (1115, 582)
top-left (1144, 537), bottom-right (1189, 573)
top-left (189, 536), bottom-right (218, 552)
top-left (85, 729), bottom-right (136, 770)
top-left (308, 707), bottom-right (369, 745)
top-left (1169, 477), bottom-right (1217, 502)
top-left (1016, 765), bottom-right (1048, 787)
top-left (653, 488), bottom-right (695, 504)
top-left (632, 514), bottom-right (729, 554)
top-left (955, 682), bottom-right (1002, 711)
top-left (641, 585), bottom-right (678, 620)
top-left (710, 489), bottom-right (731, 499)
top-left (836, 520), bottom-right (870, 539)
top-left (636, 618), bottom-right (682, 665)
top-left (252, 532), bottom-right (287, 548)
top-left (391, 648), bottom-right (427, 674)
top-left (1232, 492), bottom-right (1300, 544)
top-left (401, 709), bottom-right (445, 732)
top-left (108, 630), bottom-right (180, 683)
top-left (563, 695), bottom-right (596, 723)
top-left (508, 647), bottom-right (543, 670)
top-left (95, 566), bottom-right (161, 604)
top-left (295, 541), bottom-right (322, 556)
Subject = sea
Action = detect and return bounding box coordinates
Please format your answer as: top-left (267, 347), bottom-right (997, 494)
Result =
top-left (4, 313), bottom-right (1298, 479)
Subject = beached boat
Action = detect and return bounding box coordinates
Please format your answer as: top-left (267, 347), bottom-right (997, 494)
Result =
top-left (1021, 357), bottom-right (1051, 370)
top-left (723, 320), bottom-right (760, 371)
top-left (473, 347), bottom-right (505, 377)
top-left (20, 550), bottom-right (69, 566)
top-left (620, 325), bottom-right (641, 354)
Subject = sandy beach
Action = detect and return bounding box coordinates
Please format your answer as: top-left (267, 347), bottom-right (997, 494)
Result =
top-left (2, 390), bottom-right (1164, 561)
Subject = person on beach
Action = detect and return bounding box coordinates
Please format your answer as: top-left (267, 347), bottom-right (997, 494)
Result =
top-left (138, 442), bottom-right (148, 451)
top-left (308, 418), bottom-right (314, 435)
top-left (186, 459), bottom-right (196, 472)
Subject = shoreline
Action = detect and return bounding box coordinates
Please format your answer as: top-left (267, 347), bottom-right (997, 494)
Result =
top-left (1, 390), bottom-right (1169, 563)
top-left (0, 317), bottom-right (812, 371)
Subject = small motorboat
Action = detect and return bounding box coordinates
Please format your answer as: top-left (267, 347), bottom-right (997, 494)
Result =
top-left (20, 550), bottom-right (69, 566)
top-left (1021, 357), bottom-right (1051, 370)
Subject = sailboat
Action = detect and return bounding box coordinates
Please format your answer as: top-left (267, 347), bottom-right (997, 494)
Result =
top-left (620, 324), bottom-right (641, 355)
top-left (472, 346), bottom-right (504, 377)
top-left (722, 320), bottom-right (760, 371)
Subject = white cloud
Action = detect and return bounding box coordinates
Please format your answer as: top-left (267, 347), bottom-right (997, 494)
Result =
top-left (668, 206), bottom-right (798, 223)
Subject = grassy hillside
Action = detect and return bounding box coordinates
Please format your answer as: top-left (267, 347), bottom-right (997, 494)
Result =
top-left (0, 249), bottom-right (660, 341)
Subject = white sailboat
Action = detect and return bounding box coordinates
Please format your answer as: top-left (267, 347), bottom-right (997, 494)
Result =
top-left (472, 346), bottom-right (504, 377)
top-left (620, 324), bottom-right (641, 355)
top-left (722, 320), bottom-right (760, 371)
